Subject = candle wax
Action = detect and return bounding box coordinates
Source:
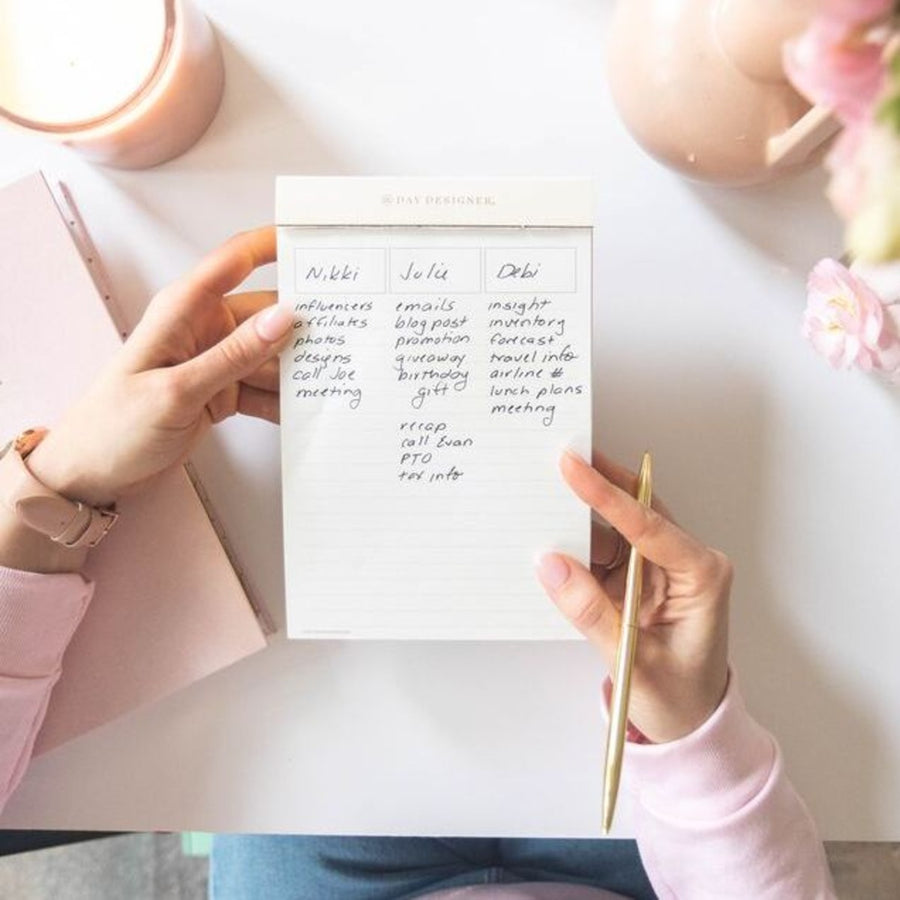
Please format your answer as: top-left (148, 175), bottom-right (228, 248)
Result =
top-left (0, 0), bottom-right (166, 126)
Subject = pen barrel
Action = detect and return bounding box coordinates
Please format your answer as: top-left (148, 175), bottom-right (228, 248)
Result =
top-left (602, 545), bottom-right (645, 831)
top-left (602, 619), bottom-right (641, 831)
top-left (602, 451), bottom-right (651, 833)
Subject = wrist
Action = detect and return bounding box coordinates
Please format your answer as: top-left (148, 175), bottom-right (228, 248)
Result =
top-left (26, 436), bottom-right (118, 508)
top-left (606, 661), bottom-right (730, 745)
top-left (0, 428), bottom-right (119, 560)
top-left (0, 501), bottom-right (89, 574)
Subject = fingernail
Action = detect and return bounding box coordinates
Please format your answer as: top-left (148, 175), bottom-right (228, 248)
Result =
top-left (255, 305), bottom-right (294, 342)
top-left (562, 447), bottom-right (590, 466)
top-left (535, 553), bottom-right (570, 590)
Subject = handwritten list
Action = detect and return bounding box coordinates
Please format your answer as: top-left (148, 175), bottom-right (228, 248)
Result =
top-left (279, 226), bottom-right (592, 639)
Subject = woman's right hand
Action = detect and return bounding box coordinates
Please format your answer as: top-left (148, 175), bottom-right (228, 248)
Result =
top-left (536, 450), bottom-right (732, 744)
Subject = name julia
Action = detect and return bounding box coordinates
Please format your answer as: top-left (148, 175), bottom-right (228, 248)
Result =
top-left (399, 261), bottom-right (449, 282)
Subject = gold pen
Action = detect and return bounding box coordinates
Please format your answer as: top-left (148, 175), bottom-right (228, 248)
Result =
top-left (602, 451), bottom-right (653, 835)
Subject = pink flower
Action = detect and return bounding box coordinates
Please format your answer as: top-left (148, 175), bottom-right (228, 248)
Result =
top-left (882, 303), bottom-right (900, 380)
top-left (825, 123), bottom-right (900, 222)
top-left (825, 125), bottom-right (868, 218)
top-left (802, 259), bottom-right (900, 374)
top-left (784, 18), bottom-right (887, 125)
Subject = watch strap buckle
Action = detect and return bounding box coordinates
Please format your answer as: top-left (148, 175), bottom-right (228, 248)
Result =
top-left (53, 501), bottom-right (119, 549)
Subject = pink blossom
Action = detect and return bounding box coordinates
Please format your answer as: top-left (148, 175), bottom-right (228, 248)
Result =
top-left (825, 125), bottom-right (868, 218)
top-left (802, 259), bottom-right (900, 374)
top-left (784, 18), bottom-right (887, 125)
top-left (882, 303), bottom-right (900, 380)
top-left (825, 124), bottom-right (900, 222)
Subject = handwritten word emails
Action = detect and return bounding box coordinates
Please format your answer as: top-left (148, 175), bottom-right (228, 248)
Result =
top-left (279, 227), bottom-right (592, 640)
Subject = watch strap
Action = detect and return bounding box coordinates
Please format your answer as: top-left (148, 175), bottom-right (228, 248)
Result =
top-left (0, 439), bottom-right (118, 548)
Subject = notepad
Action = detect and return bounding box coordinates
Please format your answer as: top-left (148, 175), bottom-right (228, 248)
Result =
top-left (277, 177), bottom-right (595, 640)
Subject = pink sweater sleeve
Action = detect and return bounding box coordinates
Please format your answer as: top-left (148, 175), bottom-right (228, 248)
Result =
top-left (620, 674), bottom-right (836, 899)
top-left (0, 566), bottom-right (94, 812)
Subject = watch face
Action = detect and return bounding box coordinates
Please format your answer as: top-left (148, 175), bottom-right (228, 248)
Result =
top-left (0, 429), bottom-right (45, 460)
top-left (11, 428), bottom-right (47, 459)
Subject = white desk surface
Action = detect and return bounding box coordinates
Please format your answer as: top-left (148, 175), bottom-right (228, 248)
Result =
top-left (1, 0), bottom-right (899, 842)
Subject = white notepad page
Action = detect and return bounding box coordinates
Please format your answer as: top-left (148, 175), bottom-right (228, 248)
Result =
top-left (278, 178), bottom-right (594, 639)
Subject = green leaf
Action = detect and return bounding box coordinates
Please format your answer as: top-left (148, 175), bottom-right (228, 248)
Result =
top-left (877, 94), bottom-right (900, 132)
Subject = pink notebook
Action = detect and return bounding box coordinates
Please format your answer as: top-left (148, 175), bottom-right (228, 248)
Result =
top-left (0, 172), bottom-right (269, 754)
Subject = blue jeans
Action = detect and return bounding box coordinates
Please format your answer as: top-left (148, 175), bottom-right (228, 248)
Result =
top-left (209, 835), bottom-right (656, 900)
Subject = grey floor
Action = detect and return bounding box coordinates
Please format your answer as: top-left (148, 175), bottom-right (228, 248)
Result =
top-left (0, 835), bottom-right (896, 899)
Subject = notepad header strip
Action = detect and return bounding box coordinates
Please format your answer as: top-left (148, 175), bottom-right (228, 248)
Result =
top-left (276, 177), bottom-right (597, 227)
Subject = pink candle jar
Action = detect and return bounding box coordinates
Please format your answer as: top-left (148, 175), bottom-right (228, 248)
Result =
top-left (0, 0), bottom-right (225, 169)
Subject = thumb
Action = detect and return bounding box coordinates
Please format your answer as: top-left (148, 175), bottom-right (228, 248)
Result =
top-left (180, 304), bottom-right (294, 402)
top-left (536, 552), bottom-right (619, 659)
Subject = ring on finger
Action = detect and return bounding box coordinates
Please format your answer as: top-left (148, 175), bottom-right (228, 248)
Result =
top-left (597, 530), bottom-right (628, 571)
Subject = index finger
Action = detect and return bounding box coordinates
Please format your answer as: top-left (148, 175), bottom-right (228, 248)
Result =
top-left (560, 450), bottom-right (708, 573)
top-left (184, 226), bottom-right (276, 298)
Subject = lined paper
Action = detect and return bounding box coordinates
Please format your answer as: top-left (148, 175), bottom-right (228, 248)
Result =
top-left (278, 225), bottom-right (592, 639)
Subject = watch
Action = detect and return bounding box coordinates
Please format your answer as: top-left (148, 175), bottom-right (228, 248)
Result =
top-left (0, 428), bottom-right (118, 549)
